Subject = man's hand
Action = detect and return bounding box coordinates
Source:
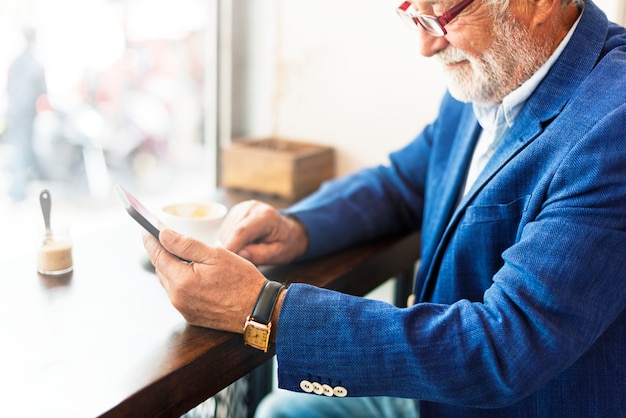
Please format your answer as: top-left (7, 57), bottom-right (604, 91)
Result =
top-left (144, 229), bottom-right (267, 333)
top-left (218, 200), bottom-right (308, 265)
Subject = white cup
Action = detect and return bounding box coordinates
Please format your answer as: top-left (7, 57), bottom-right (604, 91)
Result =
top-left (159, 202), bottom-right (228, 245)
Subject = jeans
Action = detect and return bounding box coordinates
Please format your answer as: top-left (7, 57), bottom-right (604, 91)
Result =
top-left (254, 389), bottom-right (419, 418)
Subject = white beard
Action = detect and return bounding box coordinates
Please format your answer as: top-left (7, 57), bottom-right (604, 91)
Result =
top-left (436, 12), bottom-right (552, 105)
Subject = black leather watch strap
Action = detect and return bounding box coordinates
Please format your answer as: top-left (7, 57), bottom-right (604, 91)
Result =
top-left (250, 281), bottom-right (285, 325)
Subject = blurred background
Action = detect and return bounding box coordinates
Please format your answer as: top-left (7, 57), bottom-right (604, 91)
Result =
top-left (1, 0), bottom-right (624, 263)
top-left (0, 0), bottom-right (210, 198)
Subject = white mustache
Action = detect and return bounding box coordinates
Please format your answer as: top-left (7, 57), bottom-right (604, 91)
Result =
top-left (436, 48), bottom-right (471, 65)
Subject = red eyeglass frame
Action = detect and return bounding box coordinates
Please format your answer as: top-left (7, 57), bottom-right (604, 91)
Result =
top-left (398, 0), bottom-right (475, 36)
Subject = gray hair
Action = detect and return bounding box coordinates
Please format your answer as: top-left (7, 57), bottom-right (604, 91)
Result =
top-left (486, 0), bottom-right (585, 17)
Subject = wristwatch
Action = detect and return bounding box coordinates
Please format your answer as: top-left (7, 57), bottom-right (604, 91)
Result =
top-left (243, 280), bottom-right (285, 352)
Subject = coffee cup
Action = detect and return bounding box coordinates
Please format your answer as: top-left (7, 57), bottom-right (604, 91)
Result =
top-left (159, 202), bottom-right (228, 245)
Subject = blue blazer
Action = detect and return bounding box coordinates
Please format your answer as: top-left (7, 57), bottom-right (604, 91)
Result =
top-left (279, 1), bottom-right (626, 416)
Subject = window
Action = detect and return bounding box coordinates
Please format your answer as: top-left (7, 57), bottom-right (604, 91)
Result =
top-left (0, 0), bottom-right (219, 261)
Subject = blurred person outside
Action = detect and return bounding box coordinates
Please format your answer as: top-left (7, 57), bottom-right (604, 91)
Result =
top-left (5, 27), bottom-right (48, 202)
top-left (143, 0), bottom-right (626, 417)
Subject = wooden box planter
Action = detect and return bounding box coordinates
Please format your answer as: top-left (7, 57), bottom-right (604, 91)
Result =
top-left (221, 138), bottom-right (335, 200)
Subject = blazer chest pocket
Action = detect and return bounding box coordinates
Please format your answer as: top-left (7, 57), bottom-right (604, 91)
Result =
top-left (457, 195), bottom-right (531, 255)
top-left (450, 196), bottom-right (530, 278)
top-left (462, 195), bottom-right (531, 224)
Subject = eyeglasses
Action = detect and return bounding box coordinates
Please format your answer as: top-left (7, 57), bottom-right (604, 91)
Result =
top-left (397, 0), bottom-right (475, 37)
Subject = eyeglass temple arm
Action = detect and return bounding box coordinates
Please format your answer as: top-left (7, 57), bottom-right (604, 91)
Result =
top-left (437, 0), bottom-right (474, 26)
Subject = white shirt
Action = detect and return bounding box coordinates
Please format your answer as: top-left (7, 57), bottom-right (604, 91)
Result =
top-left (462, 14), bottom-right (582, 196)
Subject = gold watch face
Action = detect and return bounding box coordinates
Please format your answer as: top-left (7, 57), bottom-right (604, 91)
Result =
top-left (243, 319), bottom-right (271, 352)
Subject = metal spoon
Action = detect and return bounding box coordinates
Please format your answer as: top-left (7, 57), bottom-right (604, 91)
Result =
top-left (40, 189), bottom-right (52, 239)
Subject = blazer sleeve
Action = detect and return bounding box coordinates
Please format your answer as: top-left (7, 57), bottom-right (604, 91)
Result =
top-left (282, 95), bottom-right (467, 259)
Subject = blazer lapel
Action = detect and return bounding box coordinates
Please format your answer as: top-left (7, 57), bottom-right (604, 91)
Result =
top-left (430, 116), bottom-right (482, 241)
top-left (416, 113), bottom-right (481, 299)
top-left (457, 113), bottom-right (543, 208)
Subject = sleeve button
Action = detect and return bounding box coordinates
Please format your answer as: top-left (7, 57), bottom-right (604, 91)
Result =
top-left (322, 384), bottom-right (334, 397)
top-left (333, 386), bottom-right (348, 397)
top-left (300, 380), bottom-right (314, 393)
top-left (312, 382), bottom-right (324, 395)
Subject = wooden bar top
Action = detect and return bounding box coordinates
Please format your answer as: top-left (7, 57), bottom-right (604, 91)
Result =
top-left (0, 192), bottom-right (420, 417)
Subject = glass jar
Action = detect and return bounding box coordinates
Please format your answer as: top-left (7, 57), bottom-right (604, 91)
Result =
top-left (37, 227), bottom-right (73, 275)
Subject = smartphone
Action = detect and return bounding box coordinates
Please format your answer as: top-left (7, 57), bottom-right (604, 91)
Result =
top-left (115, 184), bottom-right (161, 239)
top-left (115, 184), bottom-right (191, 263)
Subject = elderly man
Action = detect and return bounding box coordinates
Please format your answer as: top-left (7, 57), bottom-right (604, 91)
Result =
top-left (144, 0), bottom-right (626, 416)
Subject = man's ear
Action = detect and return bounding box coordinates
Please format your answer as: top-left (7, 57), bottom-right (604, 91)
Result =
top-left (528, 0), bottom-right (561, 28)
